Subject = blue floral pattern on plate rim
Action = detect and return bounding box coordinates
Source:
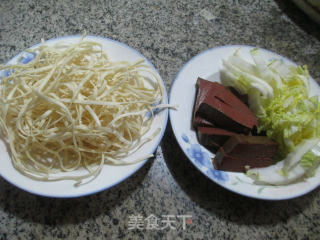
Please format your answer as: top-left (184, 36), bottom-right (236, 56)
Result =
top-left (181, 133), bottom-right (228, 183)
top-left (169, 45), bottom-right (320, 200)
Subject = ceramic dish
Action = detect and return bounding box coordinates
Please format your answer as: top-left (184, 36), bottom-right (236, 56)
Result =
top-left (169, 45), bottom-right (320, 200)
top-left (0, 35), bottom-right (168, 198)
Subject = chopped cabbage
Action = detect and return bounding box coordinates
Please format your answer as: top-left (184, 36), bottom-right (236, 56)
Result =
top-left (221, 48), bottom-right (320, 185)
top-left (247, 139), bottom-right (320, 185)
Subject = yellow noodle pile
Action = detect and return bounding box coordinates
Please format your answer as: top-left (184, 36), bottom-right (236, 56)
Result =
top-left (0, 37), bottom-right (166, 185)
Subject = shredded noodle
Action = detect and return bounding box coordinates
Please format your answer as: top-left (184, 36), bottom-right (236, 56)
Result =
top-left (0, 36), bottom-right (168, 186)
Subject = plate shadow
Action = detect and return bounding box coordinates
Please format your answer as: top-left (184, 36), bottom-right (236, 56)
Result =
top-left (274, 0), bottom-right (320, 41)
top-left (0, 156), bottom-right (155, 226)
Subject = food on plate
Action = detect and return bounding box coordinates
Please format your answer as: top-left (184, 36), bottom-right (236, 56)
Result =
top-left (212, 135), bottom-right (278, 172)
top-left (196, 127), bottom-right (236, 152)
top-left (193, 77), bottom-right (258, 134)
top-left (0, 36), bottom-right (167, 185)
top-left (220, 48), bottom-right (320, 185)
top-left (193, 116), bottom-right (215, 128)
top-left (226, 86), bottom-right (249, 106)
top-left (192, 78), bottom-right (278, 171)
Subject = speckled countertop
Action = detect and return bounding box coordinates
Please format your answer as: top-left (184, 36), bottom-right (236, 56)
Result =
top-left (0, 0), bottom-right (320, 239)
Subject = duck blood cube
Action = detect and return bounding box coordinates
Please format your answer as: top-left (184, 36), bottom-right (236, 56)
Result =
top-left (223, 134), bottom-right (278, 158)
top-left (227, 86), bottom-right (249, 106)
top-left (193, 116), bottom-right (215, 128)
top-left (212, 148), bottom-right (273, 172)
top-left (193, 77), bottom-right (258, 134)
top-left (212, 135), bottom-right (278, 172)
top-left (197, 127), bottom-right (237, 152)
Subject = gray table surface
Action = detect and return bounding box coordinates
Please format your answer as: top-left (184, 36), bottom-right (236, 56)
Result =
top-left (1, 0), bottom-right (320, 239)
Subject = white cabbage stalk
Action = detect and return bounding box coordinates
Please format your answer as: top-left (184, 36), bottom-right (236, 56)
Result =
top-left (247, 139), bottom-right (320, 185)
top-left (221, 48), bottom-right (320, 185)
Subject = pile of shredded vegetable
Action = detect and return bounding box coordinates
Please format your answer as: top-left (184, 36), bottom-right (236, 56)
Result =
top-left (0, 37), bottom-right (167, 185)
top-left (221, 48), bottom-right (320, 185)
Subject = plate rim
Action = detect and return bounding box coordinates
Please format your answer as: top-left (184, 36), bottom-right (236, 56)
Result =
top-left (169, 44), bottom-right (320, 200)
top-left (0, 35), bottom-right (169, 198)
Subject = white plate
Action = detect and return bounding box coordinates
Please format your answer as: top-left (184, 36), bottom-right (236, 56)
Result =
top-left (169, 45), bottom-right (320, 200)
top-left (0, 35), bottom-right (168, 198)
